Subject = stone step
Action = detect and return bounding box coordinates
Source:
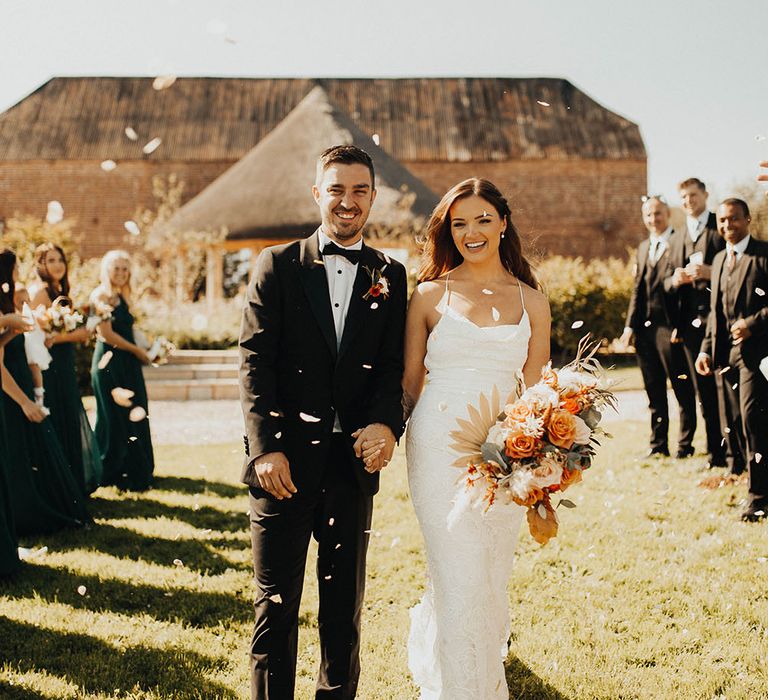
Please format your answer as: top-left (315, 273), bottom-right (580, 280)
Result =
top-left (166, 349), bottom-right (239, 365)
top-left (146, 378), bottom-right (240, 401)
top-left (143, 363), bottom-right (238, 381)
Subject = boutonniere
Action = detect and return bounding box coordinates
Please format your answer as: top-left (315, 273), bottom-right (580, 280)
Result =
top-left (363, 266), bottom-right (390, 300)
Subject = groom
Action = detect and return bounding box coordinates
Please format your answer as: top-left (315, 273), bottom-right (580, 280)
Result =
top-left (239, 145), bottom-right (407, 699)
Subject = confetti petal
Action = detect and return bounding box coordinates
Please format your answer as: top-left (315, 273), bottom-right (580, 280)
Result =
top-left (124, 220), bottom-right (140, 236)
top-left (328, 517), bottom-right (335, 526)
top-left (129, 406), bottom-right (147, 422)
top-left (372, 133), bottom-right (380, 145)
top-left (491, 307), bottom-right (500, 322)
top-left (438, 402), bottom-right (448, 412)
top-left (644, 320), bottom-right (652, 327)
top-left (691, 318), bottom-right (703, 328)
top-left (111, 387), bottom-right (135, 407)
top-left (173, 558), bottom-right (183, 566)
top-left (268, 593), bottom-right (283, 604)
top-left (100, 159), bottom-right (117, 172)
top-left (756, 288), bottom-right (765, 297)
top-left (362, 364), bottom-right (372, 369)
top-left (756, 453), bottom-right (763, 464)
top-left (125, 126), bottom-right (138, 141)
top-left (299, 412), bottom-right (321, 423)
top-left (537, 100), bottom-right (550, 107)
top-left (77, 585), bottom-right (87, 596)
top-left (482, 289), bottom-right (493, 295)
top-left (152, 74), bottom-right (177, 91)
top-left (46, 201), bottom-right (64, 225)
top-left (97, 351), bottom-right (113, 369)
top-left (371, 302), bottom-right (379, 309)
top-left (571, 320), bottom-right (584, 329)
top-left (142, 137), bottom-right (162, 154)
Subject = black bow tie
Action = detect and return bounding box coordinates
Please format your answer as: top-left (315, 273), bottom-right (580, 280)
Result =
top-left (321, 242), bottom-right (361, 265)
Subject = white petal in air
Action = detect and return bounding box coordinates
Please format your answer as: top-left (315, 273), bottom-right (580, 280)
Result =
top-left (691, 318), bottom-right (703, 328)
top-left (111, 387), bottom-right (135, 407)
top-left (756, 288), bottom-right (765, 297)
top-left (77, 585), bottom-right (87, 596)
top-left (571, 320), bottom-right (584, 329)
top-left (370, 302), bottom-right (379, 310)
top-left (537, 100), bottom-right (550, 107)
top-left (482, 289), bottom-right (494, 295)
top-left (152, 74), bottom-right (177, 91)
top-left (644, 320), bottom-right (652, 327)
top-left (143, 137), bottom-right (162, 154)
top-left (491, 307), bottom-right (500, 322)
top-left (125, 127), bottom-right (138, 141)
top-left (299, 412), bottom-right (321, 423)
top-left (46, 200), bottom-right (64, 225)
top-left (129, 406), bottom-right (147, 422)
top-left (97, 351), bottom-right (113, 369)
top-left (124, 220), bottom-right (140, 236)
top-left (100, 159), bottom-right (117, 172)
top-left (372, 133), bottom-right (380, 145)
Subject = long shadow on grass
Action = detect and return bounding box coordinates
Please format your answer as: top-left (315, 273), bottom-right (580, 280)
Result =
top-left (0, 563), bottom-right (252, 628)
top-left (49, 522), bottom-right (250, 575)
top-left (0, 616), bottom-right (238, 699)
top-left (0, 680), bottom-right (49, 700)
top-left (505, 656), bottom-right (570, 699)
top-left (90, 496), bottom-right (248, 532)
top-left (153, 475), bottom-right (243, 499)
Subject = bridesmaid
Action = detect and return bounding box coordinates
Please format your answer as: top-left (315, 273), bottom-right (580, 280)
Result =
top-left (0, 249), bottom-right (90, 535)
top-left (0, 311), bottom-right (33, 576)
top-left (30, 243), bottom-right (103, 494)
top-left (90, 250), bottom-right (154, 491)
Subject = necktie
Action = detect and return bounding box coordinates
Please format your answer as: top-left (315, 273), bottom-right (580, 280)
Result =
top-left (649, 239), bottom-right (659, 265)
top-left (322, 242), bottom-right (361, 265)
top-left (726, 248), bottom-right (736, 272)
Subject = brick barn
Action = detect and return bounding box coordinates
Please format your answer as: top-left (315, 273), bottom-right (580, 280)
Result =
top-left (0, 76), bottom-right (646, 260)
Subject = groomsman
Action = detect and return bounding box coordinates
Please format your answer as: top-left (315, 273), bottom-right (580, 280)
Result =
top-left (622, 196), bottom-right (697, 458)
top-left (696, 199), bottom-right (768, 522)
top-left (663, 178), bottom-right (727, 468)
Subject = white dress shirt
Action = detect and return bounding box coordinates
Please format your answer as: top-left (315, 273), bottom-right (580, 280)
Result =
top-left (726, 234), bottom-right (751, 262)
top-left (648, 227), bottom-right (673, 265)
top-left (686, 211), bottom-right (710, 243)
top-left (318, 228), bottom-right (362, 432)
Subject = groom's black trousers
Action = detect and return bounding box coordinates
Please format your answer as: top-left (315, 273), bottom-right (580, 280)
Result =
top-left (249, 434), bottom-right (373, 700)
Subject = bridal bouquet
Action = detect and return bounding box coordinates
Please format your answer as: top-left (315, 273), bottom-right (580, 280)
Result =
top-left (84, 300), bottom-right (115, 332)
top-left (449, 337), bottom-right (616, 545)
top-left (33, 296), bottom-right (85, 334)
top-left (147, 335), bottom-right (175, 365)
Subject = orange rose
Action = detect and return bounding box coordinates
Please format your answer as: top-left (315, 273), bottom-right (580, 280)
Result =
top-left (560, 396), bottom-right (582, 415)
top-left (505, 432), bottom-right (540, 459)
top-left (511, 486), bottom-right (545, 507)
top-left (559, 466), bottom-right (583, 491)
top-left (526, 500), bottom-right (559, 545)
top-left (547, 409), bottom-right (577, 449)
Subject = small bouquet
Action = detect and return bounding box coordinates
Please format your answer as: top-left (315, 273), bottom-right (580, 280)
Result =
top-left (33, 296), bottom-right (85, 334)
top-left (449, 337), bottom-right (616, 545)
top-left (147, 335), bottom-right (175, 365)
top-left (84, 299), bottom-right (114, 331)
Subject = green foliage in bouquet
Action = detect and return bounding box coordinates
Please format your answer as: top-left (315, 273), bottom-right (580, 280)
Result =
top-left (537, 255), bottom-right (633, 357)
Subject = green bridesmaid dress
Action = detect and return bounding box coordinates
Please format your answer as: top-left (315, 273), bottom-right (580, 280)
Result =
top-left (44, 342), bottom-right (103, 494)
top-left (1, 334), bottom-right (90, 535)
top-left (0, 397), bottom-right (20, 577)
top-left (91, 296), bottom-right (154, 491)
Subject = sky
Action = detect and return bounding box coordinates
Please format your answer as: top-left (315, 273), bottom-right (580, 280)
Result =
top-left (2, 0), bottom-right (767, 206)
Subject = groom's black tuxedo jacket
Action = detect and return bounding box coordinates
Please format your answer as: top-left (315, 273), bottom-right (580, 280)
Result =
top-left (239, 231), bottom-right (407, 496)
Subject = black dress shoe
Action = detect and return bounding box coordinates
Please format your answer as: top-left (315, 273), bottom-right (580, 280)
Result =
top-left (675, 447), bottom-right (695, 459)
top-left (645, 448), bottom-right (670, 458)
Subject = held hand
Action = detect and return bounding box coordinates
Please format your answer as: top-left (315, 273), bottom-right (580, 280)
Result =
top-left (352, 423), bottom-right (395, 473)
top-left (44, 333), bottom-right (55, 348)
top-left (1, 313), bottom-right (34, 333)
top-left (685, 262), bottom-right (712, 281)
top-left (618, 328), bottom-right (634, 349)
top-left (695, 354), bottom-right (712, 376)
top-left (22, 399), bottom-right (46, 423)
top-left (251, 452), bottom-right (296, 499)
top-left (730, 319), bottom-right (752, 343)
top-left (71, 326), bottom-right (91, 343)
top-left (134, 347), bottom-right (151, 365)
top-left (673, 267), bottom-right (693, 287)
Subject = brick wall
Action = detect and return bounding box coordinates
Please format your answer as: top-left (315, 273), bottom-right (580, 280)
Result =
top-left (405, 159), bottom-right (648, 260)
top-left (0, 160), bottom-right (231, 259)
top-left (1, 158), bottom-right (646, 260)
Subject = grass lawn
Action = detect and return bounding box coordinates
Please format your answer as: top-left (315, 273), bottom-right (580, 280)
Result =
top-left (2, 423), bottom-right (767, 699)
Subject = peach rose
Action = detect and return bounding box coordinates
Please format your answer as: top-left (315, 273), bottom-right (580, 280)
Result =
top-left (531, 453), bottom-right (564, 489)
top-left (559, 466), bottom-right (583, 491)
top-left (505, 400), bottom-right (534, 423)
top-left (547, 409), bottom-right (577, 449)
top-left (512, 486), bottom-right (546, 508)
top-left (505, 431), bottom-right (540, 459)
top-left (561, 395), bottom-right (582, 415)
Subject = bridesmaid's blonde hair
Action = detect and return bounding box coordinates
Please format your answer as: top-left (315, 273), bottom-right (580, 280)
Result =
top-left (92, 249), bottom-right (132, 304)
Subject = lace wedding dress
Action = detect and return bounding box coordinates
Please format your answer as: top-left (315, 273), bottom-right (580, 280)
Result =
top-left (406, 278), bottom-right (530, 699)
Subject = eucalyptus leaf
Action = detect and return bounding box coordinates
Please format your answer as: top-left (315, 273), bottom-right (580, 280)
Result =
top-left (558, 498), bottom-right (577, 509)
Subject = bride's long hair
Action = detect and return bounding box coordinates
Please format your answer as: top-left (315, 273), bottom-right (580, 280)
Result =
top-left (417, 178), bottom-right (537, 288)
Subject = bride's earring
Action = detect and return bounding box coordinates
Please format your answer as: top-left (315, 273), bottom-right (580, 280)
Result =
top-left (500, 232), bottom-right (505, 239)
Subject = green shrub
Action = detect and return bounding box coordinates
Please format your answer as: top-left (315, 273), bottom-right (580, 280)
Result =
top-left (536, 255), bottom-right (634, 359)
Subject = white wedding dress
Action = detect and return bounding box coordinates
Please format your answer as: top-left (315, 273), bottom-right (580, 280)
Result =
top-left (406, 277), bottom-right (530, 699)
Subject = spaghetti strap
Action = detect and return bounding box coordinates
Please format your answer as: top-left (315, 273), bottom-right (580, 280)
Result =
top-left (445, 271), bottom-right (452, 309)
top-left (518, 280), bottom-right (525, 314)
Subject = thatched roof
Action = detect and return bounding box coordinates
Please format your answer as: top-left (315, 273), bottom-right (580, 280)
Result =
top-left (160, 86), bottom-right (438, 241)
top-left (0, 77), bottom-right (646, 162)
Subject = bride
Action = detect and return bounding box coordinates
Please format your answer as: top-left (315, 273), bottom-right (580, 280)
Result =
top-left (402, 178), bottom-right (550, 698)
